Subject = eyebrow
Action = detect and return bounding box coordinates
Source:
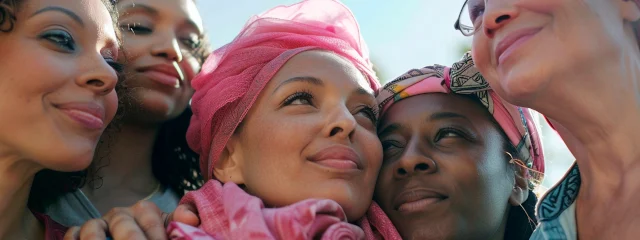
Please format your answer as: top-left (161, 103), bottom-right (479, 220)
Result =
top-left (429, 112), bottom-right (470, 121)
top-left (121, 3), bottom-right (158, 15)
top-left (31, 6), bottom-right (84, 27)
top-left (121, 3), bottom-right (203, 34)
top-left (273, 76), bottom-right (324, 93)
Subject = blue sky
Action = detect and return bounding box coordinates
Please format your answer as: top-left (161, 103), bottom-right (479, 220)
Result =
top-left (194, 0), bottom-right (574, 189)
top-left (196, 0), bottom-right (471, 81)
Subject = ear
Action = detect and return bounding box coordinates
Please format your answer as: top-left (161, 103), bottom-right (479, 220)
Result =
top-left (508, 165), bottom-right (530, 206)
top-left (618, 0), bottom-right (640, 22)
top-left (212, 135), bottom-right (245, 184)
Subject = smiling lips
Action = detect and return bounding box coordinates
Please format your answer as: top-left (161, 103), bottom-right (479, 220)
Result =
top-left (495, 27), bottom-right (542, 65)
top-left (56, 102), bottom-right (106, 130)
top-left (138, 62), bottom-right (185, 88)
top-left (394, 189), bottom-right (447, 213)
top-left (308, 145), bottom-right (362, 171)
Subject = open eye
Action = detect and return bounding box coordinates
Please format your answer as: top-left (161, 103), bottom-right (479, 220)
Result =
top-left (434, 127), bottom-right (467, 142)
top-left (41, 29), bottom-right (75, 52)
top-left (282, 91), bottom-right (314, 106)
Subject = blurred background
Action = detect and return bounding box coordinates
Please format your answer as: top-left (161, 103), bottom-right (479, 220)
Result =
top-left (196, 0), bottom-right (575, 191)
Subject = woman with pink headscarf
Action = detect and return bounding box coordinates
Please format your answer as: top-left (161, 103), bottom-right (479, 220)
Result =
top-left (454, 0), bottom-right (640, 239)
top-left (166, 0), bottom-right (382, 238)
top-left (359, 53), bottom-right (545, 240)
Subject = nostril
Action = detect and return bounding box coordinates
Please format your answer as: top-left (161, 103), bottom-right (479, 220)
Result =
top-left (397, 168), bottom-right (407, 175)
top-left (495, 14), bottom-right (510, 24)
top-left (330, 127), bottom-right (342, 136)
top-left (87, 79), bottom-right (104, 87)
top-left (415, 163), bottom-right (429, 172)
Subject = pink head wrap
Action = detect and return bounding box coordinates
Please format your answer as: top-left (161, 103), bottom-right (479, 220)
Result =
top-left (377, 52), bottom-right (545, 175)
top-left (358, 52), bottom-right (545, 240)
top-left (186, 0), bottom-right (380, 180)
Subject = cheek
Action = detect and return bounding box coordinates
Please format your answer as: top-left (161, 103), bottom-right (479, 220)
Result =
top-left (471, 36), bottom-right (495, 78)
top-left (104, 92), bottom-right (119, 124)
top-left (242, 113), bottom-right (317, 168)
top-left (357, 130), bottom-right (383, 170)
top-left (121, 37), bottom-right (148, 62)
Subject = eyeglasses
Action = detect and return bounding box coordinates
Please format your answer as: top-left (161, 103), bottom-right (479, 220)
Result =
top-left (454, 0), bottom-right (480, 36)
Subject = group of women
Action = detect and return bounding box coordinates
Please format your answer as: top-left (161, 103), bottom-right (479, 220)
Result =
top-left (1, 0), bottom-right (638, 239)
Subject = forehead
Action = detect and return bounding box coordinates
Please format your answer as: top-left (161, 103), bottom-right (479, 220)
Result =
top-left (381, 93), bottom-right (492, 127)
top-left (117, 0), bottom-right (203, 32)
top-left (269, 50), bottom-right (373, 93)
top-left (23, 0), bottom-right (117, 40)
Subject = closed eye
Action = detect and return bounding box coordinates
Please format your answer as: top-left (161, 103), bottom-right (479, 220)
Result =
top-left (120, 23), bottom-right (152, 35)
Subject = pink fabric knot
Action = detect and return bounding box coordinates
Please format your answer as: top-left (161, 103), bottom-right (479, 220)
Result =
top-left (167, 180), bottom-right (365, 240)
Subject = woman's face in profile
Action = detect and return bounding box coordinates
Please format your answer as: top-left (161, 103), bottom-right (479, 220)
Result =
top-left (0, 0), bottom-right (120, 171)
top-left (469, 0), bottom-right (640, 106)
top-left (117, 0), bottom-right (204, 122)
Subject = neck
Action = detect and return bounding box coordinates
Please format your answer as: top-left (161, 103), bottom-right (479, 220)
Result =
top-left (0, 151), bottom-right (44, 240)
top-left (83, 121), bottom-right (160, 200)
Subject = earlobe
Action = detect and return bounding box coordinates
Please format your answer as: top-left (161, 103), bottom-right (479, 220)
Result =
top-left (212, 136), bottom-right (245, 184)
top-left (620, 0), bottom-right (640, 22)
top-left (508, 171), bottom-right (530, 206)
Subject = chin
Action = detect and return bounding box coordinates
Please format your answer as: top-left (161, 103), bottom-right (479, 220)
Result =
top-left (35, 144), bottom-right (95, 172)
top-left (313, 184), bottom-right (371, 221)
top-left (494, 59), bottom-right (551, 107)
top-left (128, 89), bottom-right (188, 122)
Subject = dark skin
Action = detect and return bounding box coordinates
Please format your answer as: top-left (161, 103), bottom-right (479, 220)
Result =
top-left (374, 93), bottom-right (528, 240)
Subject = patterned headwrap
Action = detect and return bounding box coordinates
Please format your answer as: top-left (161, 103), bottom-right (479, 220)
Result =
top-left (186, 0), bottom-right (380, 180)
top-left (377, 52), bottom-right (545, 180)
top-left (358, 53), bottom-right (546, 240)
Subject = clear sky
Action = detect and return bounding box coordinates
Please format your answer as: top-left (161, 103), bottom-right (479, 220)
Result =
top-left (196, 0), bottom-right (471, 81)
top-left (195, 0), bottom-right (575, 190)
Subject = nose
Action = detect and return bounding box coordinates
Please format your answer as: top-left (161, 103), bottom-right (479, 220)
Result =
top-left (77, 56), bottom-right (118, 96)
top-left (151, 31), bottom-right (183, 62)
top-left (482, 0), bottom-right (519, 37)
top-left (323, 105), bottom-right (357, 141)
top-left (394, 139), bottom-right (437, 179)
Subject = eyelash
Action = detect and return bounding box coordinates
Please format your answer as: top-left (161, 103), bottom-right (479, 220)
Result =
top-left (120, 23), bottom-right (152, 35)
top-left (358, 105), bottom-right (379, 125)
top-left (120, 23), bottom-right (202, 50)
top-left (281, 91), bottom-right (378, 124)
top-left (41, 29), bottom-right (75, 51)
top-left (381, 140), bottom-right (403, 151)
top-left (105, 58), bottom-right (125, 75)
top-left (434, 127), bottom-right (467, 142)
top-left (282, 90), bottom-right (314, 106)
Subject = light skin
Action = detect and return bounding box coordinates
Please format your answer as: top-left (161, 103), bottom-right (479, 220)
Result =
top-left (82, 0), bottom-right (205, 215)
top-left (375, 93), bottom-right (527, 240)
top-left (469, 0), bottom-right (640, 238)
top-left (0, 0), bottom-right (120, 239)
top-left (214, 50), bottom-right (383, 221)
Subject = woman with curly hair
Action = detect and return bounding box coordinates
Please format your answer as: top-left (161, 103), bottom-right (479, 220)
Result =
top-left (30, 0), bottom-right (212, 228)
top-left (0, 0), bottom-right (123, 239)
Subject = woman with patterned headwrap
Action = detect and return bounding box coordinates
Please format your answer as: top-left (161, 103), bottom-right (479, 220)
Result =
top-left (359, 53), bottom-right (545, 240)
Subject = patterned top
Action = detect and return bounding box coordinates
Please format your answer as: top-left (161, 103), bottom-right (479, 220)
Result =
top-left (530, 163), bottom-right (580, 240)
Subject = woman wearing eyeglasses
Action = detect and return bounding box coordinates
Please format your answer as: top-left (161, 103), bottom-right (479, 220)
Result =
top-left (455, 0), bottom-right (640, 239)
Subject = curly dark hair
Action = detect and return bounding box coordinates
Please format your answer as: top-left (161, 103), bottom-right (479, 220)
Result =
top-left (6, 0), bottom-right (126, 212)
